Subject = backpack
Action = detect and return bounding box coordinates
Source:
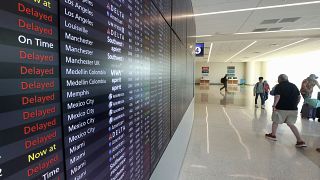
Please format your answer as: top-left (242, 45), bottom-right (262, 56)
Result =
top-left (300, 78), bottom-right (315, 95)
top-left (220, 78), bottom-right (224, 83)
top-left (264, 83), bottom-right (270, 92)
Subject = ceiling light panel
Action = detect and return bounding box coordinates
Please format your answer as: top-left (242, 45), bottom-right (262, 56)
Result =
top-left (225, 41), bottom-right (257, 62)
top-left (251, 38), bottom-right (309, 60)
top-left (192, 0), bottom-right (320, 63)
top-left (199, 40), bottom-right (255, 62)
top-left (192, 0), bottom-right (263, 35)
top-left (236, 27), bottom-right (320, 34)
top-left (239, 39), bottom-right (299, 61)
top-left (191, 0), bottom-right (260, 15)
top-left (251, 39), bottom-right (298, 50)
top-left (268, 27), bottom-right (283, 31)
top-left (190, 1), bottom-right (320, 17)
top-left (255, 39), bottom-right (320, 60)
top-left (207, 43), bottom-right (213, 62)
top-left (252, 28), bottom-right (268, 32)
top-left (279, 17), bottom-right (301, 23)
top-left (194, 13), bottom-right (252, 35)
top-left (235, 1), bottom-right (320, 34)
top-left (260, 19), bottom-right (280, 24)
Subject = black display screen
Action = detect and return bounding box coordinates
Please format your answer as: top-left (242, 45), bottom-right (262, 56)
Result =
top-left (151, 0), bottom-right (171, 24)
top-left (0, 0), bottom-right (195, 179)
top-left (172, 0), bottom-right (187, 46)
top-left (171, 33), bottom-right (186, 133)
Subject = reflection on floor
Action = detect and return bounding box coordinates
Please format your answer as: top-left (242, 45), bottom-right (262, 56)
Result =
top-left (179, 85), bottom-right (320, 180)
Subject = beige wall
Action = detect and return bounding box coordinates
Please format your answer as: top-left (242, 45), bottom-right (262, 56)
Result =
top-left (195, 62), bottom-right (245, 84)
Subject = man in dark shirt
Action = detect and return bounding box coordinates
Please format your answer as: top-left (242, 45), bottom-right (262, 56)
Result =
top-left (265, 74), bottom-right (307, 147)
top-left (220, 74), bottom-right (228, 91)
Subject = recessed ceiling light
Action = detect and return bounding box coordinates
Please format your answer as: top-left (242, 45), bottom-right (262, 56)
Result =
top-left (195, 27), bottom-right (320, 37)
top-left (235, 27), bottom-right (320, 35)
top-left (188, 1), bottom-right (320, 17)
top-left (252, 28), bottom-right (268, 32)
top-left (260, 19), bottom-right (280, 25)
top-left (207, 43), bottom-right (213, 62)
top-left (252, 38), bottom-right (309, 60)
top-left (268, 27), bottom-right (283, 31)
top-left (279, 17), bottom-right (301, 23)
top-left (225, 41), bottom-right (257, 62)
top-left (189, 35), bottom-right (212, 38)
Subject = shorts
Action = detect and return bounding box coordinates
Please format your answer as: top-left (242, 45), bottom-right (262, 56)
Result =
top-left (272, 110), bottom-right (298, 124)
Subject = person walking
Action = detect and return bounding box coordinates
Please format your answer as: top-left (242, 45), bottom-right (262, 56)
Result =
top-left (220, 74), bottom-right (228, 91)
top-left (254, 77), bottom-right (265, 109)
top-left (263, 80), bottom-right (270, 101)
top-left (265, 74), bottom-right (307, 147)
top-left (300, 74), bottom-right (320, 99)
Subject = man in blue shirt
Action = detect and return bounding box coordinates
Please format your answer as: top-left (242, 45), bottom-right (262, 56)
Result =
top-left (254, 77), bottom-right (265, 109)
top-left (265, 74), bottom-right (307, 147)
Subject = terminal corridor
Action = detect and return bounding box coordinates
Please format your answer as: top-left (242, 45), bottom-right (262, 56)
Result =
top-left (179, 85), bottom-right (320, 180)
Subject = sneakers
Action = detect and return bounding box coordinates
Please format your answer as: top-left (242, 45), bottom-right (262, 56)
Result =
top-left (261, 105), bottom-right (265, 109)
top-left (295, 141), bottom-right (307, 148)
top-left (265, 133), bottom-right (277, 141)
top-left (265, 134), bottom-right (307, 147)
top-left (255, 104), bottom-right (259, 108)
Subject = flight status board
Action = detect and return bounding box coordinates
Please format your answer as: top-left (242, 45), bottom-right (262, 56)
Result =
top-left (0, 0), bottom-right (64, 179)
top-left (59, 0), bottom-right (171, 179)
top-left (0, 0), bottom-right (195, 180)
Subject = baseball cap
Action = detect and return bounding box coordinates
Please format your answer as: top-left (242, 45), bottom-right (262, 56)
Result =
top-left (309, 74), bottom-right (318, 79)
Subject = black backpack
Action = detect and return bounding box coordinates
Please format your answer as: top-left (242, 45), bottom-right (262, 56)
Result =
top-left (220, 78), bottom-right (225, 83)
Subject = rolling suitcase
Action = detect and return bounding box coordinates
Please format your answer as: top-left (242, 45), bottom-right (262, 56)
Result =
top-left (316, 92), bottom-right (320, 122)
top-left (316, 108), bottom-right (320, 122)
top-left (301, 104), bottom-right (316, 119)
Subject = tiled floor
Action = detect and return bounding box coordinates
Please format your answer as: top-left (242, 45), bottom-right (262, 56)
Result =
top-left (179, 85), bottom-right (320, 180)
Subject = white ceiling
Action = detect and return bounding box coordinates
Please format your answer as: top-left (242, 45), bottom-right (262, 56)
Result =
top-left (191, 0), bottom-right (320, 62)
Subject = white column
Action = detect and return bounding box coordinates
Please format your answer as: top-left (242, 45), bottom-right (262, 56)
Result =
top-left (245, 61), bottom-right (262, 85)
top-left (245, 62), bottom-right (255, 85)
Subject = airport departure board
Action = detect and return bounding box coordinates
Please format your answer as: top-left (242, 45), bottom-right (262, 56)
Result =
top-left (0, 0), bottom-right (195, 180)
top-left (0, 0), bottom-right (65, 179)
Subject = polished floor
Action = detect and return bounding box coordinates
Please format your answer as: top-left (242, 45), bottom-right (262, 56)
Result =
top-left (179, 85), bottom-right (320, 180)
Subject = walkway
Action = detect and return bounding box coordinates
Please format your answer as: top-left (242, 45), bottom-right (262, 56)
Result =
top-left (179, 85), bottom-right (320, 180)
